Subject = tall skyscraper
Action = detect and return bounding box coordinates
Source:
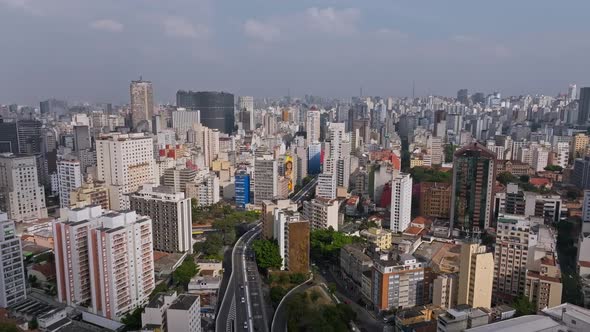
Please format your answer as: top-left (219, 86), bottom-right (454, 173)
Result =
top-left (235, 171), bottom-right (251, 208)
top-left (307, 143), bottom-right (322, 175)
top-left (54, 206), bottom-right (155, 320)
top-left (73, 125), bottom-right (91, 151)
top-left (306, 108), bottom-right (321, 145)
top-left (176, 91), bottom-right (235, 134)
top-left (568, 84), bottom-right (578, 101)
top-left (0, 117), bottom-right (18, 154)
top-left (16, 119), bottom-right (42, 154)
top-left (390, 172), bottom-right (412, 233)
top-left (450, 143), bottom-right (497, 235)
top-left (0, 213), bottom-right (26, 308)
top-left (273, 210), bottom-right (310, 273)
top-left (96, 133), bottom-right (156, 210)
top-left (57, 157), bottom-right (82, 208)
top-left (129, 185), bottom-right (192, 254)
top-left (130, 79), bottom-right (154, 131)
top-left (0, 153), bottom-right (47, 222)
top-left (238, 96), bottom-right (254, 131)
top-left (578, 87), bottom-right (590, 125)
top-left (316, 173), bottom-right (337, 199)
top-left (457, 243), bottom-right (494, 309)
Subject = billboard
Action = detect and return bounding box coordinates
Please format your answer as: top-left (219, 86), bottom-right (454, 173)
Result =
top-left (285, 155), bottom-right (294, 191)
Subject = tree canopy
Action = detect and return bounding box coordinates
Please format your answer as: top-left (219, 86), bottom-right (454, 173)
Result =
top-left (252, 239), bottom-right (282, 270)
top-left (310, 228), bottom-right (361, 263)
top-left (496, 171), bottom-right (519, 186)
top-left (544, 165), bottom-right (563, 172)
top-left (172, 255), bottom-right (199, 289)
top-left (512, 296), bottom-right (536, 316)
top-left (286, 292), bottom-right (356, 332)
top-left (409, 166), bottom-right (452, 184)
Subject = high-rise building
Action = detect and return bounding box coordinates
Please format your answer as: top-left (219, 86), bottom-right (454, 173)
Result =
top-left (432, 274), bottom-right (458, 309)
top-left (130, 80), bottom-right (154, 131)
top-left (261, 199), bottom-right (298, 239)
top-left (73, 125), bottom-right (91, 151)
top-left (0, 117), bottom-right (18, 154)
top-left (532, 147), bottom-right (549, 172)
top-left (57, 158), bottom-right (82, 208)
top-left (390, 172), bottom-right (412, 233)
top-left (450, 143), bottom-right (497, 235)
top-left (372, 254), bottom-right (430, 310)
top-left (172, 109), bottom-right (200, 141)
top-left (0, 213), bottom-right (26, 308)
top-left (457, 243), bottom-right (494, 309)
top-left (302, 197), bottom-right (340, 231)
top-left (273, 210), bottom-right (310, 273)
top-left (235, 171), bottom-right (250, 208)
top-left (166, 294), bottom-right (202, 332)
top-left (162, 167), bottom-right (197, 194)
top-left (419, 182), bottom-right (452, 218)
top-left (54, 206), bottom-right (155, 320)
top-left (96, 133), bottom-right (156, 210)
top-left (307, 143), bottom-right (321, 175)
top-left (130, 185), bottom-right (192, 254)
top-left (573, 156), bottom-right (590, 190)
top-left (40, 98), bottom-right (68, 115)
top-left (571, 133), bottom-right (589, 160)
top-left (578, 87), bottom-right (590, 125)
top-left (568, 84), bottom-right (578, 101)
top-left (0, 153), bottom-right (47, 222)
top-left (457, 89), bottom-right (469, 105)
top-left (316, 173), bottom-right (337, 199)
top-left (253, 155), bottom-right (278, 204)
top-left (176, 91), bottom-right (235, 134)
top-left (306, 108), bottom-right (321, 145)
top-left (237, 96), bottom-right (254, 131)
top-left (17, 119), bottom-right (42, 154)
top-left (553, 142), bottom-right (570, 169)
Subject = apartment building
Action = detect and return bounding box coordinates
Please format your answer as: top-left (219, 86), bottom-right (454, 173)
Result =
top-left (302, 197), bottom-right (340, 231)
top-left (186, 172), bottom-right (219, 207)
top-left (261, 199), bottom-right (298, 239)
top-left (390, 172), bottom-right (412, 233)
top-left (253, 155), bottom-right (278, 204)
top-left (372, 254), bottom-right (431, 311)
top-left (96, 133), bottom-right (156, 210)
top-left (273, 210), bottom-right (310, 273)
top-left (130, 185), bottom-right (192, 254)
top-left (0, 153), bottom-right (47, 222)
top-left (0, 213), bottom-right (26, 307)
top-left (54, 206), bottom-right (155, 320)
top-left (166, 294), bottom-right (202, 332)
top-left (316, 172), bottom-right (337, 199)
top-left (57, 157), bottom-right (82, 208)
top-left (359, 227), bottom-right (392, 250)
top-left (457, 243), bottom-right (494, 309)
top-left (419, 182), bottom-right (452, 218)
top-left (69, 177), bottom-right (110, 210)
top-left (340, 244), bottom-right (373, 286)
top-left (433, 274), bottom-right (458, 309)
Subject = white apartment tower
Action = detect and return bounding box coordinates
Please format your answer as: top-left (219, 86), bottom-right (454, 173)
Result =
top-left (187, 172), bottom-right (220, 207)
top-left (254, 155), bottom-right (278, 204)
top-left (303, 197), bottom-right (340, 231)
top-left (0, 153), bottom-right (47, 222)
top-left (306, 109), bottom-right (321, 145)
top-left (57, 158), bottom-right (82, 208)
top-left (532, 147), bottom-right (549, 172)
top-left (54, 206), bottom-right (155, 321)
top-left (129, 185), bottom-right (193, 254)
top-left (316, 173), bottom-right (337, 199)
top-left (96, 133), bottom-right (156, 210)
top-left (166, 294), bottom-right (202, 332)
top-left (390, 172), bottom-right (412, 233)
top-left (172, 109), bottom-right (200, 142)
top-left (0, 213), bottom-right (26, 307)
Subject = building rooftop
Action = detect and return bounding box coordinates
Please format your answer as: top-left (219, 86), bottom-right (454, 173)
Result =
top-left (465, 315), bottom-right (559, 332)
top-left (169, 294), bottom-right (199, 311)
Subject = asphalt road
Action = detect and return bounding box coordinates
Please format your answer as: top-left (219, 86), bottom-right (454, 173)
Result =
top-left (216, 225), bottom-right (264, 332)
top-left (291, 176), bottom-right (318, 203)
top-left (270, 275), bottom-right (314, 332)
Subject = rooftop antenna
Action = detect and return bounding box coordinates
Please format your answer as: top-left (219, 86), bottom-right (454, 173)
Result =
top-left (360, 86), bottom-right (363, 98)
top-left (139, 75), bottom-right (143, 81)
top-left (412, 80), bottom-right (415, 99)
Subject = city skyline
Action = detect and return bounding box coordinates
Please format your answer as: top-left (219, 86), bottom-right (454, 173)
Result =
top-left (2, 0), bottom-right (590, 104)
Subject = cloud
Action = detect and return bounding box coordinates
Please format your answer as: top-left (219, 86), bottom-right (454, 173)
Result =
top-left (243, 7), bottom-right (361, 43)
top-left (90, 19), bottom-right (124, 32)
top-left (162, 16), bottom-right (209, 39)
top-left (243, 19), bottom-right (280, 42)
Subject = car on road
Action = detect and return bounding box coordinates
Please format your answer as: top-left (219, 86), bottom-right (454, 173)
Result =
top-left (241, 297), bottom-right (245, 303)
top-left (240, 284), bottom-right (244, 289)
top-left (243, 321), bottom-right (248, 329)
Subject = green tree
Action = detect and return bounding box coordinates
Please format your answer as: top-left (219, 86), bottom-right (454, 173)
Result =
top-left (497, 172), bottom-right (518, 185)
top-left (29, 319), bottom-right (38, 329)
top-left (194, 232), bottom-right (224, 258)
top-left (270, 286), bottom-right (287, 306)
top-left (544, 165), bottom-right (563, 172)
top-left (173, 255), bottom-right (199, 289)
top-left (121, 307), bottom-right (143, 331)
top-left (252, 239), bottom-right (283, 270)
top-left (513, 295), bottom-right (536, 316)
top-left (149, 282), bottom-right (169, 300)
top-left (519, 175), bottom-right (530, 183)
top-left (310, 228), bottom-right (361, 263)
top-left (327, 283), bottom-right (337, 294)
top-left (444, 144), bottom-right (456, 163)
top-left (409, 166), bottom-right (452, 184)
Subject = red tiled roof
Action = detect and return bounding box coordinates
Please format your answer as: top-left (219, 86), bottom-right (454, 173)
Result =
top-left (529, 178), bottom-right (551, 187)
top-left (412, 216), bottom-right (429, 225)
top-left (404, 226), bottom-right (425, 236)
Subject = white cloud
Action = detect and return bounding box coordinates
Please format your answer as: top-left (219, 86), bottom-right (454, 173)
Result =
top-left (304, 7), bottom-right (360, 35)
top-left (90, 19), bottom-right (124, 32)
top-left (243, 19), bottom-right (280, 42)
top-left (162, 16), bottom-right (209, 39)
top-left (243, 7), bottom-right (361, 43)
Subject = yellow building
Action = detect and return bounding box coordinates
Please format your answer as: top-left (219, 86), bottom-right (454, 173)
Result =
top-left (457, 243), bottom-right (494, 309)
top-left (525, 253), bottom-right (563, 309)
top-left (571, 133), bottom-right (589, 159)
top-left (360, 227), bottom-right (392, 250)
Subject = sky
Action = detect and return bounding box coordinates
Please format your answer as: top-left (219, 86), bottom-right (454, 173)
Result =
top-left (1, 0), bottom-right (590, 105)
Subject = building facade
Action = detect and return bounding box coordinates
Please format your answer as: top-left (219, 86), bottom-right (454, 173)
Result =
top-left (0, 213), bottom-right (26, 307)
top-left (130, 80), bottom-right (154, 131)
top-left (457, 243), bottom-right (494, 309)
top-left (390, 172), bottom-right (412, 233)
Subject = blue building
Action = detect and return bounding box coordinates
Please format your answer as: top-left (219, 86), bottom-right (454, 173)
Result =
top-left (308, 143), bottom-right (321, 175)
top-left (235, 172), bottom-right (251, 208)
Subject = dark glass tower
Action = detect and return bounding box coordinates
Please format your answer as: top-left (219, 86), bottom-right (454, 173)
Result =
top-left (450, 143), bottom-right (497, 236)
top-left (578, 87), bottom-right (590, 125)
top-left (176, 91), bottom-right (235, 134)
top-left (0, 117), bottom-right (18, 153)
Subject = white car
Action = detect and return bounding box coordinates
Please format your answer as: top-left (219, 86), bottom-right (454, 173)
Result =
top-left (241, 297), bottom-right (245, 303)
top-left (243, 321), bottom-right (248, 329)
